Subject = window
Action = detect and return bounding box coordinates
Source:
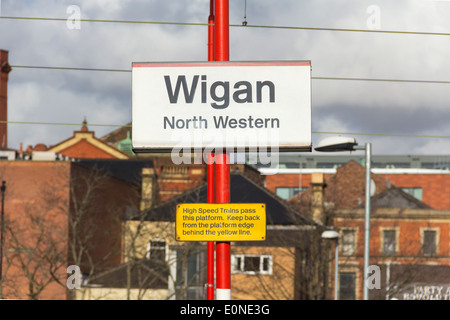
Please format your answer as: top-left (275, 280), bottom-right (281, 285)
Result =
top-left (341, 229), bottom-right (355, 256)
top-left (147, 239), bottom-right (166, 261)
top-left (383, 230), bottom-right (396, 256)
top-left (175, 250), bottom-right (206, 300)
top-left (232, 255), bottom-right (272, 275)
top-left (339, 273), bottom-right (356, 300)
top-left (317, 162), bottom-right (345, 168)
top-left (401, 187), bottom-right (423, 201)
top-left (275, 187), bottom-right (305, 200)
top-left (422, 162), bottom-right (450, 170)
top-left (422, 230), bottom-right (437, 256)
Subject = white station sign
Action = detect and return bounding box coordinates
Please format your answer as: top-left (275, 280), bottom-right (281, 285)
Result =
top-left (132, 61), bottom-right (311, 153)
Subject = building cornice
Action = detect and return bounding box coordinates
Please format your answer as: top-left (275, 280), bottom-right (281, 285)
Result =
top-left (335, 208), bottom-right (450, 220)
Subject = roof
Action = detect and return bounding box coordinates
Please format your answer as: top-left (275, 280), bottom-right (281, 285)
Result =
top-left (75, 158), bottom-right (153, 185)
top-left (132, 171), bottom-right (315, 226)
top-left (292, 160), bottom-right (433, 211)
top-left (48, 120), bottom-right (130, 159)
top-left (365, 185), bottom-right (431, 209)
top-left (100, 122), bottom-right (132, 145)
top-left (238, 226), bottom-right (317, 247)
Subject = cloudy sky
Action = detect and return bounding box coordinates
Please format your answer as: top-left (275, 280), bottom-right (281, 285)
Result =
top-left (1, 0), bottom-right (450, 156)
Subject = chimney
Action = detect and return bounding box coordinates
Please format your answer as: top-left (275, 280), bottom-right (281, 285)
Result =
top-left (140, 167), bottom-right (157, 211)
top-left (0, 50), bottom-right (11, 149)
top-left (311, 172), bottom-right (325, 224)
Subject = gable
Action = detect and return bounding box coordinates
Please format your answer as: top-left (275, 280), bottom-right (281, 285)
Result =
top-left (56, 139), bottom-right (117, 159)
top-left (48, 131), bottom-right (129, 159)
top-left (368, 186), bottom-right (431, 209)
top-left (295, 160), bottom-right (389, 210)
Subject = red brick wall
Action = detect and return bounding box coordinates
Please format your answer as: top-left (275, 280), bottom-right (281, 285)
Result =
top-left (0, 162), bottom-right (71, 299)
top-left (265, 173), bottom-right (314, 191)
top-left (0, 161), bottom-right (138, 299)
top-left (59, 139), bottom-right (117, 159)
top-left (336, 216), bottom-right (450, 257)
top-left (157, 165), bottom-right (206, 202)
top-left (383, 174), bottom-right (450, 210)
top-left (335, 211), bottom-right (450, 299)
top-left (265, 171), bottom-right (450, 209)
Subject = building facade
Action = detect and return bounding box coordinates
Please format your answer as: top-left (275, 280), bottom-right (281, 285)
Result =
top-left (261, 155), bottom-right (450, 210)
top-left (0, 159), bottom-right (139, 299)
top-left (283, 160), bottom-right (450, 300)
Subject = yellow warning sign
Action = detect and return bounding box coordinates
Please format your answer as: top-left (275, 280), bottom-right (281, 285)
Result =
top-left (176, 203), bottom-right (266, 241)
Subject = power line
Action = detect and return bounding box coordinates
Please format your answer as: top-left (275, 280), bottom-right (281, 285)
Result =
top-left (313, 131), bottom-right (450, 140)
top-left (2, 120), bottom-right (131, 128)
top-left (11, 65), bottom-right (450, 85)
top-left (2, 121), bottom-right (450, 140)
top-left (11, 65), bottom-right (130, 73)
top-left (0, 16), bottom-right (208, 27)
top-left (1, 15), bottom-right (450, 37)
top-left (235, 24), bottom-right (450, 37)
top-left (312, 76), bottom-right (450, 85)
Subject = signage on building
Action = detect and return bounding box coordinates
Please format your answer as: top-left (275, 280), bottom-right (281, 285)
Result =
top-left (132, 61), bottom-right (311, 153)
top-left (175, 203), bottom-right (266, 241)
top-left (392, 283), bottom-right (450, 300)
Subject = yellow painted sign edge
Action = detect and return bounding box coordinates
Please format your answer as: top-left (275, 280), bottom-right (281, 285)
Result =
top-left (176, 203), bottom-right (266, 242)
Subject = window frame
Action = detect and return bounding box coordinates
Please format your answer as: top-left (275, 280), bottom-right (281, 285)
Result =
top-left (340, 228), bottom-right (357, 256)
top-left (146, 238), bottom-right (168, 262)
top-left (275, 187), bottom-right (305, 200)
top-left (380, 227), bottom-right (399, 256)
top-left (339, 272), bottom-right (356, 300)
top-left (420, 228), bottom-right (439, 256)
top-left (231, 254), bottom-right (273, 275)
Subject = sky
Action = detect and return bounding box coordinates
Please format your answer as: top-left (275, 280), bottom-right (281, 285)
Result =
top-left (1, 0), bottom-right (450, 156)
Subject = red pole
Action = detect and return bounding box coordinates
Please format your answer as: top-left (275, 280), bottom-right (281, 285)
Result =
top-left (208, 0), bottom-right (215, 62)
top-left (206, 0), bottom-right (215, 301)
top-left (215, 153), bottom-right (230, 300)
top-left (206, 152), bottom-right (215, 300)
top-left (214, 0), bottom-right (231, 301)
top-left (215, 0), bottom-right (229, 61)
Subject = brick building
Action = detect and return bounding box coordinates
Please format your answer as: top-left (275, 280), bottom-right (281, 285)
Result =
top-left (0, 159), bottom-right (140, 299)
top-left (261, 154), bottom-right (450, 210)
top-left (46, 119), bottom-right (130, 159)
top-left (288, 161), bottom-right (450, 300)
top-left (78, 165), bottom-right (324, 300)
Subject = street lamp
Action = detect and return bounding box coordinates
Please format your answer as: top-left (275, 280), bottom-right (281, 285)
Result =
top-left (321, 230), bottom-right (339, 300)
top-left (0, 181), bottom-right (5, 290)
top-left (315, 136), bottom-right (372, 300)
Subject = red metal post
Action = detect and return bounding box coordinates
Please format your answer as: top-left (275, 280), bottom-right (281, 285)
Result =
top-left (215, 0), bottom-right (229, 61)
top-left (206, 151), bottom-right (215, 300)
top-left (206, 0), bottom-right (215, 301)
top-left (214, 0), bottom-right (231, 300)
top-left (208, 0), bottom-right (215, 62)
top-left (215, 152), bottom-right (230, 300)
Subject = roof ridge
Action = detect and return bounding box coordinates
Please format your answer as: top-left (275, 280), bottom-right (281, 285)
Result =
top-left (370, 184), bottom-right (431, 209)
top-left (232, 171), bottom-right (318, 225)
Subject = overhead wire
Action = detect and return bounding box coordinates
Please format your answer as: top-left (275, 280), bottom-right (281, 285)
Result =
top-left (2, 15), bottom-right (450, 141)
top-left (10, 65), bottom-right (450, 85)
top-left (11, 65), bottom-right (131, 73)
top-left (1, 120), bottom-right (130, 128)
top-left (2, 122), bottom-right (450, 141)
top-left (1, 15), bottom-right (450, 37)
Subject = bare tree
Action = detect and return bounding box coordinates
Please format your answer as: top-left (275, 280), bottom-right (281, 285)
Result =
top-left (5, 195), bottom-right (67, 299)
top-left (1, 162), bottom-right (138, 300)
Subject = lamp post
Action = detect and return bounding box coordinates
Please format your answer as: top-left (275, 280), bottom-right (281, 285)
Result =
top-left (0, 181), bottom-right (6, 291)
top-left (321, 230), bottom-right (339, 300)
top-left (315, 136), bottom-right (371, 300)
